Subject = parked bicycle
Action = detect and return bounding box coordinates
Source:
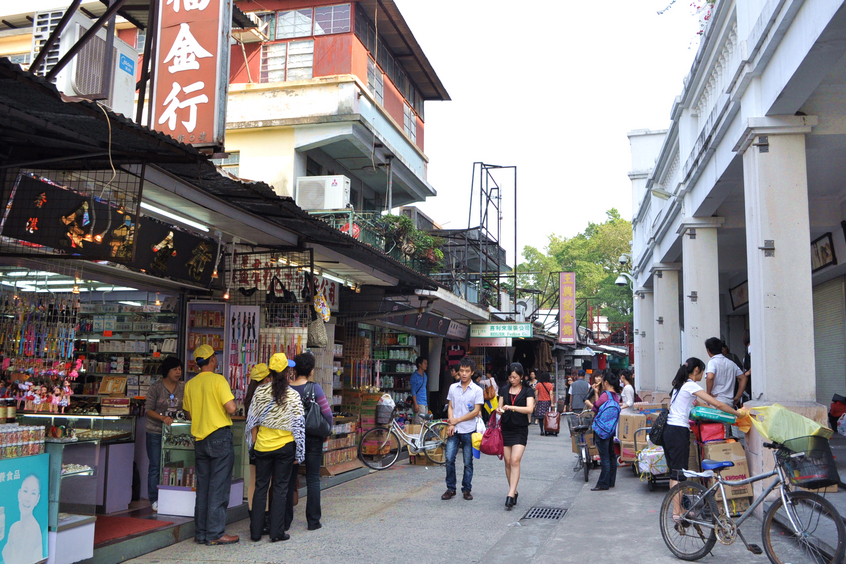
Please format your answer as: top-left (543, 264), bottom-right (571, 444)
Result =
top-left (567, 411), bottom-right (595, 483)
top-left (659, 435), bottom-right (845, 564)
top-left (358, 403), bottom-right (449, 470)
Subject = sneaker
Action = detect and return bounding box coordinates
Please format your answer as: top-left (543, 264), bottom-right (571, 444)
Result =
top-left (151, 501), bottom-right (158, 512)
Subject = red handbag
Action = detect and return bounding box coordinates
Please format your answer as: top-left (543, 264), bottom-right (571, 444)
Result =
top-left (481, 411), bottom-right (504, 459)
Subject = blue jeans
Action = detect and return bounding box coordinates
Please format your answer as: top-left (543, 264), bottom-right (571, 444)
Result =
top-left (194, 427), bottom-right (234, 543)
top-left (445, 432), bottom-right (474, 493)
top-left (595, 435), bottom-right (617, 489)
top-left (145, 431), bottom-right (162, 502)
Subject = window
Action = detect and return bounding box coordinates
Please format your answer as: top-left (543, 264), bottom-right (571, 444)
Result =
top-left (367, 57), bottom-right (383, 104)
top-left (136, 30), bottom-right (146, 53)
top-left (257, 12), bottom-right (276, 41)
top-left (404, 104), bottom-right (416, 144)
top-left (212, 152), bottom-right (240, 177)
top-left (260, 40), bottom-right (314, 83)
top-left (5, 53), bottom-right (31, 67)
top-left (314, 4), bottom-right (350, 35)
top-left (276, 9), bottom-right (313, 39)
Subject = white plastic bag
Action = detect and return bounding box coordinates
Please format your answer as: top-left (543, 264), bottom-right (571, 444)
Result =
top-left (377, 394), bottom-right (396, 409)
top-left (837, 413), bottom-right (846, 437)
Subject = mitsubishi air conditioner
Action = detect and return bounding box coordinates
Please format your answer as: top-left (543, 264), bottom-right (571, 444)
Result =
top-left (295, 175), bottom-right (351, 211)
top-left (31, 10), bottom-right (136, 118)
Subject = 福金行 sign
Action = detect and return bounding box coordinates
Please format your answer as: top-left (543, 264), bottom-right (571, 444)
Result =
top-left (470, 323), bottom-right (532, 339)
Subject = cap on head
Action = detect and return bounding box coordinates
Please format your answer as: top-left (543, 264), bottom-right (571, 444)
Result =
top-left (269, 352), bottom-right (295, 373)
top-left (193, 344), bottom-right (215, 363)
top-left (250, 363), bottom-right (270, 382)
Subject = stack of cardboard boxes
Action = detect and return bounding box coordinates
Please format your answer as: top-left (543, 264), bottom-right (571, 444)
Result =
top-left (701, 440), bottom-right (752, 515)
top-left (619, 412), bottom-right (659, 462)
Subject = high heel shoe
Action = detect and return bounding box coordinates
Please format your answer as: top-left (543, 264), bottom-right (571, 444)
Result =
top-left (505, 496), bottom-right (515, 510)
top-left (514, 492), bottom-right (518, 505)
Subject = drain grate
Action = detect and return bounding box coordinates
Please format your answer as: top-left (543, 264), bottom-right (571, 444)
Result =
top-left (521, 507), bottom-right (566, 520)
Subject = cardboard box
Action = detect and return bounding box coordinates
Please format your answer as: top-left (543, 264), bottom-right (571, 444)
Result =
top-left (717, 496), bottom-right (751, 516)
top-left (687, 433), bottom-right (700, 471)
top-left (620, 441), bottom-right (638, 462)
top-left (619, 413), bottom-right (646, 442)
top-left (702, 441), bottom-right (752, 500)
top-left (633, 403), bottom-right (668, 415)
top-left (571, 429), bottom-right (594, 454)
top-left (652, 393), bottom-right (671, 405)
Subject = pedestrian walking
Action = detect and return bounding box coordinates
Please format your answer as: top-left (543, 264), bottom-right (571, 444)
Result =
top-left (285, 352), bottom-right (333, 532)
top-left (664, 358), bottom-right (740, 523)
top-left (527, 368), bottom-right (538, 423)
top-left (568, 370), bottom-right (590, 413)
top-left (589, 371), bottom-right (622, 492)
top-left (410, 356), bottom-right (429, 424)
top-left (143, 356), bottom-right (184, 513)
top-left (246, 353), bottom-right (305, 543)
top-left (183, 344), bottom-right (239, 545)
top-left (533, 372), bottom-right (553, 435)
top-left (497, 362), bottom-right (535, 510)
top-left (441, 356), bottom-right (483, 501)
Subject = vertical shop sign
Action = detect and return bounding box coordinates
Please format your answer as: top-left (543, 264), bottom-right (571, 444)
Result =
top-left (152, 0), bottom-right (232, 148)
top-left (558, 272), bottom-right (577, 344)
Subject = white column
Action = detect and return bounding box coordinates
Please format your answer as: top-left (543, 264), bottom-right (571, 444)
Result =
top-left (652, 265), bottom-right (681, 392)
top-left (678, 219), bottom-right (724, 362)
top-left (736, 117), bottom-right (817, 403)
top-left (634, 289), bottom-right (655, 394)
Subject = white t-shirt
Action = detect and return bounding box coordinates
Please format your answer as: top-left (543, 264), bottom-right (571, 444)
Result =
top-left (667, 381), bottom-right (703, 428)
top-left (706, 354), bottom-right (743, 404)
top-left (447, 381), bottom-right (484, 434)
top-left (621, 384), bottom-right (635, 410)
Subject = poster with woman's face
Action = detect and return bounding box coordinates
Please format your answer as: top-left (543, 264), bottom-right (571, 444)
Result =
top-left (0, 453), bottom-right (49, 564)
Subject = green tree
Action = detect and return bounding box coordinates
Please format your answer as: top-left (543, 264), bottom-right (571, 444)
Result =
top-left (519, 208), bottom-right (633, 324)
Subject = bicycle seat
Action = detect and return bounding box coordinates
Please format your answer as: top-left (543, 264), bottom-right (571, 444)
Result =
top-left (571, 425), bottom-right (589, 433)
top-left (701, 459), bottom-right (735, 471)
top-left (418, 413), bottom-right (433, 421)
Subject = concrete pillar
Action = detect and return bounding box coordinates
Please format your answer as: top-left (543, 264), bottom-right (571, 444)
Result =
top-left (678, 219), bottom-right (724, 362)
top-left (736, 117), bottom-right (817, 403)
top-left (634, 289), bottom-right (655, 394)
top-left (735, 115), bottom-right (826, 510)
top-left (652, 265), bottom-right (681, 392)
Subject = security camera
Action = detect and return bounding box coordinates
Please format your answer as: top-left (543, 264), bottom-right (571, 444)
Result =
top-left (615, 275), bottom-right (627, 286)
top-left (619, 254), bottom-right (628, 265)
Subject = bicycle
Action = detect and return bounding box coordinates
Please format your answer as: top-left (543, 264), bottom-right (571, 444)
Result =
top-left (659, 435), bottom-right (845, 563)
top-left (358, 404), bottom-right (449, 470)
top-left (567, 411), bottom-right (594, 483)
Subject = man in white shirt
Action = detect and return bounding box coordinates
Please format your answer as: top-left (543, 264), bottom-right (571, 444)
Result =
top-left (704, 337), bottom-right (750, 408)
top-left (441, 357), bottom-right (483, 501)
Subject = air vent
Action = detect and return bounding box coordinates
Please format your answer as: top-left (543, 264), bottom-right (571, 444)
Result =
top-left (521, 507), bottom-right (566, 520)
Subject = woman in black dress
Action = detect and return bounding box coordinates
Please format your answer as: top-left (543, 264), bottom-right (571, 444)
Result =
top-left (496, 362), bottom-right (535, 510)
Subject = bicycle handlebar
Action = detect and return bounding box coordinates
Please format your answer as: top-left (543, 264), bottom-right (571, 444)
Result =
top-left (763, 441), bottom-right (783, 450)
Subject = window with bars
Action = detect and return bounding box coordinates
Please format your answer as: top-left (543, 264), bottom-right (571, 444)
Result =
top-left (212, 152), bottom-right (240, 177)
top-left (404, 104), bottom-right (416, 144)
top-left (276, 9), bottom-right (313, 39)
top-left (314, 4), bottom-right (351, 35)
top-left (367, 57), bottom-right (383, 104)
top-left (260, 40), bottom-right (314, 83)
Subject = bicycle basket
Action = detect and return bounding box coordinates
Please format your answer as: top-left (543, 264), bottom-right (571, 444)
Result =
top-left (777, 436), bottom-right (840, 490)
top-left (376, 404), bottom-right (394, 425)
top-left (567, 412), bottom-right (593, 434)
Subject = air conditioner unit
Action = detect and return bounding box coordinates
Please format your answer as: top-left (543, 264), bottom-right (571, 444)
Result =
top-left (295, 175), bottom-right (351, 211)
top-left (31, 10), bottom-right (136, 118)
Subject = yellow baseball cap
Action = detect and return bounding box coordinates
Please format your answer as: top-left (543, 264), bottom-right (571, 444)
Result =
top-left (250, 363), bottom-right (270, 381)
top-left (193, 344), bottom-right (215, 363)
top-left (269, 352), bottom-right (295, 372)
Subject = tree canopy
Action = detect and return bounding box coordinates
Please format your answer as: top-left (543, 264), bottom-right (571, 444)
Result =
top-left (519, 208), bottom-right (633, 324)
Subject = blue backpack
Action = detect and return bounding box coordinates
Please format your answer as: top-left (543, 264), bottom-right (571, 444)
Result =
top-left (592, 395), bottom-right (621, 439)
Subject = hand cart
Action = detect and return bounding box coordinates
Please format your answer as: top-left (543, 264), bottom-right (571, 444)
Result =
top-left (633, 426), bottom-right (671, 490)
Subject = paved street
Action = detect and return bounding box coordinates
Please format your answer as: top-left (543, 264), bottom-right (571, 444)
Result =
top-left (126, 428), bottom-right (777, 564)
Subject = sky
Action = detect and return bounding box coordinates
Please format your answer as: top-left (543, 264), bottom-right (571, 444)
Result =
top-left (394, 0), bottom-right (705, 266)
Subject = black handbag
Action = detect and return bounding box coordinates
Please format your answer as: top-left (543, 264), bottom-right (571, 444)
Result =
top-left (303, 382), bottom-right (331, 438)
top-left (649, 390), bottom-right (677, 447)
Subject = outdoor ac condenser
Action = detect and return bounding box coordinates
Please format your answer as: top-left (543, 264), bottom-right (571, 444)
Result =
top-left (295, 175), bottom-right (351, 211)
top-left (31, 10), bottom-right (136, 118)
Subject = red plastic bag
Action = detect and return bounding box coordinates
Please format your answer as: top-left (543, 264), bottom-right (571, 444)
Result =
top-left (693, 421), bottom-right (725, 443)
top-left (481, 412), bottom-right (504, 459)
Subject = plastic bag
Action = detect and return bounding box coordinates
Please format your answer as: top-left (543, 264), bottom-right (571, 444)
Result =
top-left (377, 394), bottom-right (396, 408)
top-left (734, 411), bottom-right (752, 434)
top-left (637, 446), bottom-right (668, 475)
top-left (690, 406), bottom-right (736, 424)
top-left (748, 403), bottom-right (833, 443)
top-left (471, 432), bottom-right (483, 459)
top-left (837, 414), bottom-right (846, 437)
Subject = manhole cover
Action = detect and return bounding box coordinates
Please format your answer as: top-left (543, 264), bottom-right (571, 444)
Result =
top-left (522, 507), bottom-right (566, 520)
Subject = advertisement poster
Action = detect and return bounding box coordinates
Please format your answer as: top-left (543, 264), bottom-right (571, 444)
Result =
top-left (0, 453), bottom-right (49, 564)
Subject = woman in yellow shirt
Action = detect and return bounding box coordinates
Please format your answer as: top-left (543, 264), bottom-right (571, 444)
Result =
top-left (245, 353), bottom-right (305, 542)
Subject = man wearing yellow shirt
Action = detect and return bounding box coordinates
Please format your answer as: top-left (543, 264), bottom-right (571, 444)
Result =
top-left (183, 344), bottom-right (239, 545)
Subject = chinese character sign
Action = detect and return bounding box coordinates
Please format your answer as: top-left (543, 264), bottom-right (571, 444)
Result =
top-left (153, 0), bottom-right (232, 147)
top-left (559, 272), bottom-right (577, 344)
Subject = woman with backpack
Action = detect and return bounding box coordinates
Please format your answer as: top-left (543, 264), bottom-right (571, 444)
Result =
top-left (589, 372), bottom-right (623, 491)
top-left (284, 352), bottom-right (334, 532)
top-left (664, 358), bottom-right (740, 522)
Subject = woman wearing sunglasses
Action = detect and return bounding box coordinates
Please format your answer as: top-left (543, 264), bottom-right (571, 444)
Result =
top-left (144, 356), bottom-right (185, 512)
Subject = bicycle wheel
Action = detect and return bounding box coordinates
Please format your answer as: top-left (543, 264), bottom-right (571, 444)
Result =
top-left (659, 481), bottom-right (718, 561)
top-left (762, 490), bottom-right (846, 564)
top-left (358, 427), bottom-right (401, 470)
top-left (581, 444), bottom-right (590, 482)
top-left (422, 422), bottom-right (448, 465)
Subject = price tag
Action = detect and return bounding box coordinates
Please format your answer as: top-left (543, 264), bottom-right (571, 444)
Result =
top-left (153, 352), bottom-right (161, 358)
top-left (104, 331), bottom-right (113, 337)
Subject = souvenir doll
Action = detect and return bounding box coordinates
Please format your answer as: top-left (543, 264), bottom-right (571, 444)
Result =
top-left (50, 387), bottom-right (61, 414)
top-left (31, 385), bottom-right (43, 412)
top-left (59, 389), bottom-right (69, 414)
top-left (24, 381), bottom-right (36, 411)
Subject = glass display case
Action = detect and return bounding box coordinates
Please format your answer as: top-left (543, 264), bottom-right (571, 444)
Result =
top-left (18, 413), bottom-right (136, 443)
top-left (45, 439), bottom-right (99, 530)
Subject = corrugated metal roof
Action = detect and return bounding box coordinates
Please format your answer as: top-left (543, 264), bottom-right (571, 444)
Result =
top-left (0, 58), bottom-right (438, 290)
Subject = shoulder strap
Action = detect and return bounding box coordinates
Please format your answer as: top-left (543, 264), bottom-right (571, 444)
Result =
top-left (412, 372), bottom-right (424, 396)
top-left (304, 381), bottom-right (316, 404)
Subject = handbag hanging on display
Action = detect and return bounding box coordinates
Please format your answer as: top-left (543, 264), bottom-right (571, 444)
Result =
top-left (303, 382), bottom-right (331, 437)
top-left (480, 411), bottom-right (504, 459)
top-left (307, 316), bottom-right (328, 348)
